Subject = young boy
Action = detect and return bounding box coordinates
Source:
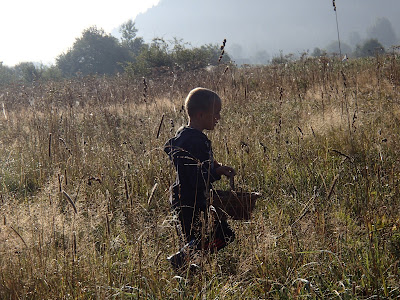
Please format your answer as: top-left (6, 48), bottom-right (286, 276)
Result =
top-left (164, 87), bottom-right (236, 271)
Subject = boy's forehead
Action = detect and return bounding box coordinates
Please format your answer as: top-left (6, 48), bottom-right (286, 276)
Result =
top-left (212, 97), bottom-right (222, 106)
top-left (210, 97), bottom-right (221, 107)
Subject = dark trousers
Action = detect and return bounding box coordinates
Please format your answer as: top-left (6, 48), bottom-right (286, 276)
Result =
top-left (176, 206), bottom-right (235, 252)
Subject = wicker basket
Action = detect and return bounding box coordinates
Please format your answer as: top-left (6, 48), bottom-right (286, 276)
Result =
top-left (209, 177), bottom-right (261, 220)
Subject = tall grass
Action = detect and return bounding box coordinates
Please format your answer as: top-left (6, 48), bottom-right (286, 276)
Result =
top-left (0, 54), bottom-right (400, 299)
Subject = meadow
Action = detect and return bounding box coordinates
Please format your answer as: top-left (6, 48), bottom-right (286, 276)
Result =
top-left (0, 53), bottom-right (400, 299)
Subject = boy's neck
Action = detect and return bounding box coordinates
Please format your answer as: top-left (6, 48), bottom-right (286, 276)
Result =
top-left (188, 120), bottom-right (205, 132)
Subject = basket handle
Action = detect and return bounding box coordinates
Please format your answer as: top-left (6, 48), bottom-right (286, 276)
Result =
top-left (230, 175), bottom-right (235, 191)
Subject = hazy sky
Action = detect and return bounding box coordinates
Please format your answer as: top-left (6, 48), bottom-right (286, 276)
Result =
top-left (2, 0), bottom-right (399, 67)
top-left (1, 0), bottom-right (160, 66)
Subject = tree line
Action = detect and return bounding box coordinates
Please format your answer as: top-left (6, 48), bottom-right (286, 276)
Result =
top-left (1, 17), bottom-right (398, 84)
top-left (0, 20), bottom-right (230, 85)
top-left (310, 17), bottom-right (398, 60)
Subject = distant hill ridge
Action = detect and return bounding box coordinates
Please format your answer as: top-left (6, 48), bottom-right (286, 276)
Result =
top-left (134, 0), bottom-right (400, 59)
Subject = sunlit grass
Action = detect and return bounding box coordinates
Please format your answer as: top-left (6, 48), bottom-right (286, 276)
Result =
top-left (1, 55), bottom-right (400, 298)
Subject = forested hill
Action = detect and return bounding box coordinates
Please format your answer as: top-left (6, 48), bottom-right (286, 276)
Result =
top-left (134, 0), bottom-right (400, 58)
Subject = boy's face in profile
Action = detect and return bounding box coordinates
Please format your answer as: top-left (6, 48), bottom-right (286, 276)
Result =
top-left (200, 99), bottom-right (221, 131)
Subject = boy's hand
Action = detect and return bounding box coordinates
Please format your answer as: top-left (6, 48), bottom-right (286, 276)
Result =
top-left (216, 166), bottom-right (236, 178)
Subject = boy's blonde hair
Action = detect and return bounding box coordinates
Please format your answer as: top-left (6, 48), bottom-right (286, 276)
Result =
top-left (185, 87), bottom-right (221, 117)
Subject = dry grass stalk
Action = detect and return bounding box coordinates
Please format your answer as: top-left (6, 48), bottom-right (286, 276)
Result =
top-left (62, 190), bottom-right (77, 214)
top-left (48, 133), bottom-right (52, 158)
top-left (147, 182), bottom-right (158, 205)
top-left (124, 178), bottom-right (129, 201)
top-left (218, 39), bottom-right (227, 63)
top-left (156, 114), bottom-right (164, 139)
top-left (327, 174), bottom-right (339, 201)
top-left (2, 102), bottom-right (7, 120)
top-left (10, 226), bottom-right (28, 248)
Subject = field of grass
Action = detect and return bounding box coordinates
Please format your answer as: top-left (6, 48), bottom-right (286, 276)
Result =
top-left (1, 54), bottom-right (400, 299)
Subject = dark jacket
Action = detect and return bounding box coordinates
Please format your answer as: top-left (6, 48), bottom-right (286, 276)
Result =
top-left (164, 126), bottom-right (221, 210)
